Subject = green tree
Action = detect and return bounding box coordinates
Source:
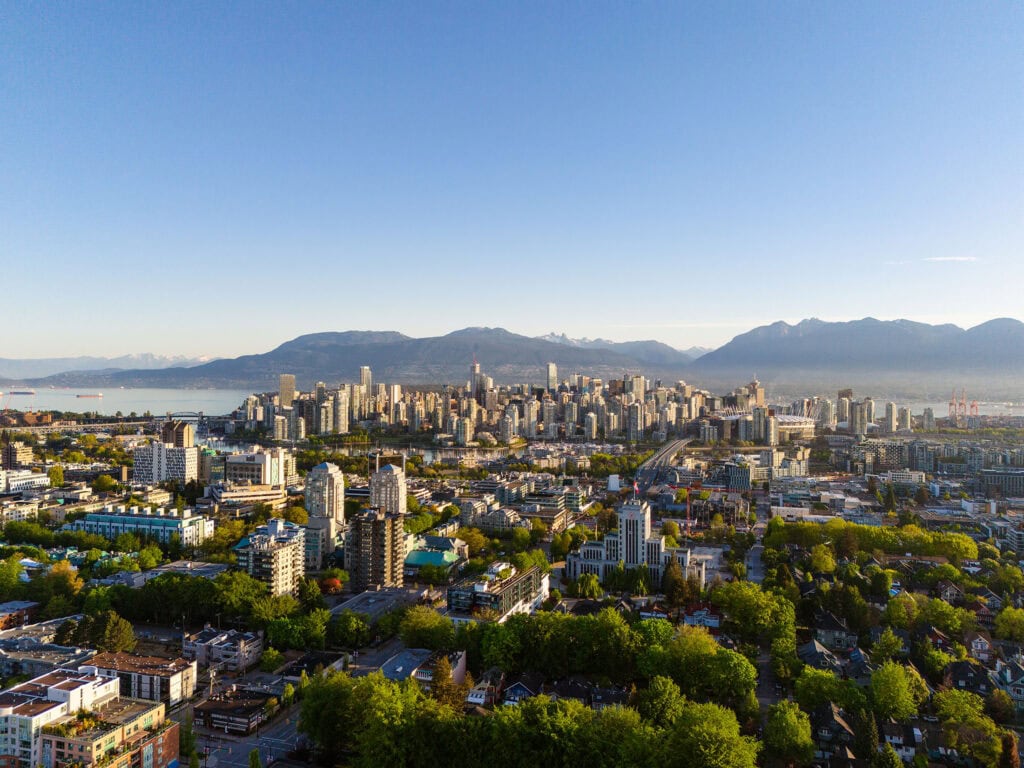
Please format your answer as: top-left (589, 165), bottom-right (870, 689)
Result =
top-left (634, 675), bottom-right (685, 728)
top-left (934, 689), bottom-right (1002, 767)
top-left (665, 701), bottom-right (759, 768)
top-left (429, 654), bottom-right (468, 710)
top-left (113, 532), bottom-right (142, 553)
top-left (995, 607), bottom-right (1024, 641)
top-left (399, 606), bottom-right (454, 650)
top-left (530, 517), bottom-right (547, 544)
top-left (510, 527), bottom-right (531, 552)
top-left (329, 610), bottom-right (371, 648)
top-left (0, 555), bottom-right (24, 601)
top-left (248, 748), bottom-right (262, 768)
top-left (986, 689), bottom-right (1015, 724)
top-left (179, 713), bottom-right (196, 757)
top-left (47, 465), bottom-right (64, 487)
top-left (882, 592), bottom-right (919, 630)
top-left (283, 506), bottom-right (309, 525)
top-left (851, 708), bottom-right (880, 761)
top-left (549, 532), bottom-right (572, 561)
top-left (871, 743), bottom-right (902, 768)
top-left (794, 667), bottom-right (866, 713)
top-left (1000, 732), bottom-right (1020, 768)
top-left (91, 474), bottom-right (118, 493)
top-left (573, 573), bottom-right (602, 600)
top-left (250, 594), bottom-right (300, 625)
top-left (662, 558), bottom-right (688, 617)
top-left (260, 648), bottom-right (285, 672)
top-left (809, 544), bottom-right (836, 574)
top-left (137, 544), bottom-right (162, 571)
top-left (282, 682), bottom-right (295, 707)
top-left (764, 700), bottom-right (815, 767)
top-left (54, 618), bottom-right (78, 646)
top-left (459, 528), bottom-right (487, 556)
top-left (86, 610), bottom-right (137, 652)
top-left (870, 661), bottom-right (918, 721)
top-left (872, 627), bottom-right (904, 663)
top-left (298, 577), bottom-right (326, 612)
top-left (883, 484), bottom-right (897, 513)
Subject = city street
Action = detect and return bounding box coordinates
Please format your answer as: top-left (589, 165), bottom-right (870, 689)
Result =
top-left (197, 707), bottom-right (301, 768)
top-left (745, 543), bottom-right (766, 584)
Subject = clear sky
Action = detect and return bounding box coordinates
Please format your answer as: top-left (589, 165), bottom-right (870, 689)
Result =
top-left (3, 2), bottom-right (1021, 358)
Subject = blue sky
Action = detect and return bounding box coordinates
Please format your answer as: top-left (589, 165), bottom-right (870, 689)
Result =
top-left (2, 2), bottom-right (1021, 357)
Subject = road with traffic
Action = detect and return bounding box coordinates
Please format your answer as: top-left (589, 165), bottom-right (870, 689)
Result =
top-left (635, 438), bottom-right (692, 491)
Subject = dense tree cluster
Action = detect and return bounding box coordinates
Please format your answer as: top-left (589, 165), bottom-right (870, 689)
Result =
top-left (764, 517), bottom-right (978, 564)
top-left (299, 671), bottom-right (758, 768)
top-left (54, 610), bottom-right (137, 652)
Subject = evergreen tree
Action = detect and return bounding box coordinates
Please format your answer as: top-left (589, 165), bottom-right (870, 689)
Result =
top-left (179, 713), bottom-right (196, 757)
top-left (871, 743), bottom-right (902, 768)
top-left (852, 708), bottom-right (880, 760)
top-left (662, 559), bottom-right (687, 618)
top-left (1000, 732), bottom-right (1021, 768)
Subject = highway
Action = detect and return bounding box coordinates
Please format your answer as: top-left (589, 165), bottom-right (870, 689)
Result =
top-left (635, 438), bottom-right (692, 490)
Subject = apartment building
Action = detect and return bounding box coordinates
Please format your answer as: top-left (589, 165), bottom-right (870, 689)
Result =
top-left (85, 653), bottom-right (197, 707)
top-left (233, 519), bottom-right (304, 597)
top-left (182, 628), bottom-right (262, 672)
top-left (68, 506), bottom-right (214, 547)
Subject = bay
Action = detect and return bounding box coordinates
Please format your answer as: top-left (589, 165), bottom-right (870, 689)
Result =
top-left (0, 388), bottom-right (252, 417)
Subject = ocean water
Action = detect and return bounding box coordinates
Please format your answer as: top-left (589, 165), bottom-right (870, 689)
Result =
top-left (0, 388), bottom-right (252, 417)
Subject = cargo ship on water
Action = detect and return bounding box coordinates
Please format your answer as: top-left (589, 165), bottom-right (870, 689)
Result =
top-left (76, 393), bottom-right (103, 398)
top-left (9, 390), bottom-right (35, 395)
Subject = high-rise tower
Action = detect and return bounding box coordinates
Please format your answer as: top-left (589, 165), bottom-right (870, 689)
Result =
top-left (370, 463), bottom-right (408, 517)
top-left (279, 374), bottom-right (296, 408)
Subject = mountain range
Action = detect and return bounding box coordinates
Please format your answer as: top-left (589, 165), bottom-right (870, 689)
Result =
top-left (537, 333), bottom-right (712, 362)
top-left (3, 318), bottom-right (1023, 397)
top-left (0, 353), bottom-right (215, 380)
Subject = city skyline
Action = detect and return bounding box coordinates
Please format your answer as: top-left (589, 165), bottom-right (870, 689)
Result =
top-left (4, 3), bottom-right (1022, 357)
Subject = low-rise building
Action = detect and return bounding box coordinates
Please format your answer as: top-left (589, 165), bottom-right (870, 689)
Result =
top-left (0, 633), bottom-right (96, 680)
top-left (84, 653), bottom-right (197, 706)
top-left (183, 628), bottom-right (263, 672)
top-left (205, 482), bottom-right (288, 508)
top-left (194, 689), bottom-right (275, 735)
top-left (39, 696), bottom-right (177, 768)
top-left (446, 564), bottom-right (549, 624)
top-left (2, 471), bottom-right (50, 493)
top-left (0, 602), bottom-right (39, 631)
top-left (0, 668), bottom-right (120, 768)
top-left (67, 506), bottom-right (214, 547)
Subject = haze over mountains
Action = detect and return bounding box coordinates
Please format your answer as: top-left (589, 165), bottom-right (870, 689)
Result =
top-left (4, 318), bottom-right (1024, 398)
top-left (0, 354), bottom-right (215, 380)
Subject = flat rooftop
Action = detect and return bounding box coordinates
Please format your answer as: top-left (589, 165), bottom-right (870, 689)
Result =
top-left (148, 561), bottom-right (230, 580)
top-left (47, 698), bottom-right (160, 740)
top-left (331, 587), bottom-right (425, 622)
top-left (380, 649), bottom-right (432, 681)
top-left (87, 652), bottom-right (194, 676)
